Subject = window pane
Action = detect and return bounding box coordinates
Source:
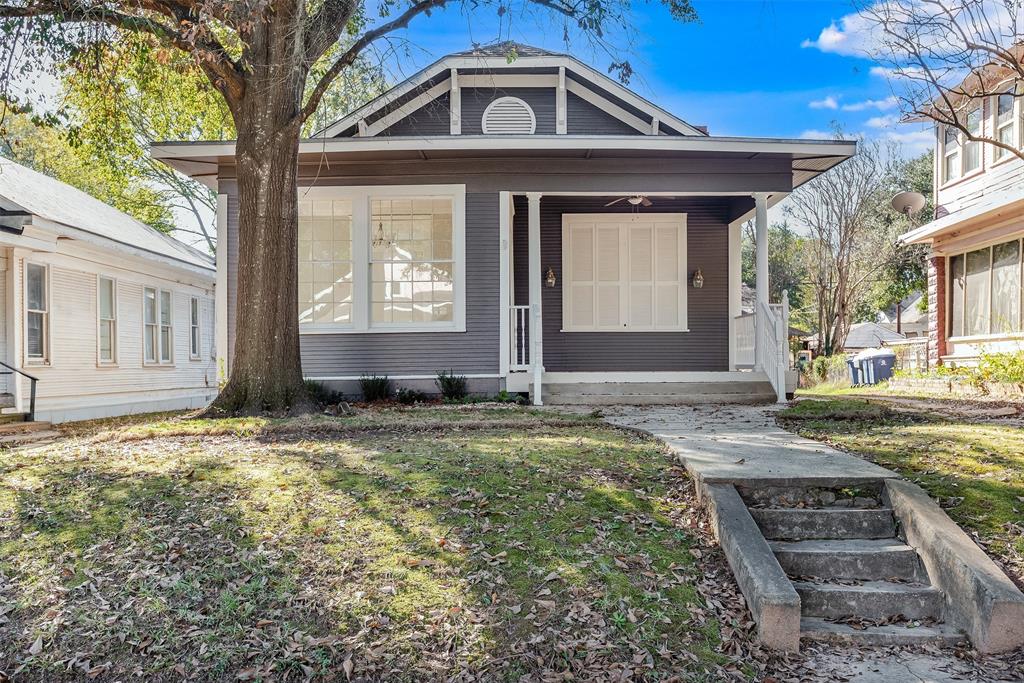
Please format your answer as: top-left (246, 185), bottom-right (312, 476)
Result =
top-left (992, 240), bottom-right (1021, 333)
top-left (144, 288), bottom-right (157, 325)
top-left (944, 151), bottom-right (959, 182)
top-left (99, 278), bottom-right (114, 319)
top-left (27, 311), bottom-right (43, 357)
top-left (997, 93), bottom-right (1013, 124)
top-left (298, 199), bottom-right (353, 325)
top-left (965, 247), bottom-right (991, 335)
top-left (191, 327), bottom-right (200, 355)
top-left (950, 254), bottom-right (964, 337)
top-left (160, 327), bottom-right (171, 362)
top-left (160, 291), bottom-right (171, 325)
top-left (145, 327), bottom-right (156, 362)
top-left (100, 321), bottom-right (113, 361)
top-left (190, 297), bottom-right (199, 326)
top-left (944, 125), bottom-right (959, 147)
top-left (371, 197), bottom-right (454, 325)
top-left (963, 109), bottom-right (981, 172)
top-left (27, 264), bottom-right (45, 311)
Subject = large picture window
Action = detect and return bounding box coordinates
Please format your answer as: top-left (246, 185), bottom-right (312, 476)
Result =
top-left (296, 185), bottom-right (466, 333)
top-left (25, 262), bottom-right (48, 363)
top-left (949, 238), bottom-right (1024, 338)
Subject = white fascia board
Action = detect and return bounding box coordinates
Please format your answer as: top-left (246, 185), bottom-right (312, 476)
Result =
top-left (364, 80), bottom-right (452, 137)
top-left (153, 135), bottom-right (856, 161)
top-left (314, 53), bottom-right (704, 139)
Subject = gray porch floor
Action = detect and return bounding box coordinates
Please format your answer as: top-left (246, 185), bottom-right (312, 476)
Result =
top-left (601, 403), bottom-right (895, 488)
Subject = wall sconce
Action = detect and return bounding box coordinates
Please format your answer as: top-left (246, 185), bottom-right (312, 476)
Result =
top-left (545, 267), bottom-right (557, 288)
top-left (692, 269), bottom-right (704, 289)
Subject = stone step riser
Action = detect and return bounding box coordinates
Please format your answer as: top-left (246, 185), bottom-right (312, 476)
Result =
top-left (800, 618), bottom-right (963, 647)
top-left (794, 582), bottom-right (944, 620)
top-left (771, 542), bottom-right (928, 583)
top-left (542, 393), bottom-right (776, 406)
top-left (750, 508), bottom-right (897, 541)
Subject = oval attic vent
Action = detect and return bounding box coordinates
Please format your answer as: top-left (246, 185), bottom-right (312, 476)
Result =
top-left (481, 96), bottom-right (537, 134)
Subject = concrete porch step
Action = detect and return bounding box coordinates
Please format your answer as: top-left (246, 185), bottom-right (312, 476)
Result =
top-left (800, 617), bottom-right (964, 647)
top-left (793, 580), bottom-right (944, 620)
top-left (541, 381), bottom-right (777, 405)
top-left (770, 539), bottom-right (927, 582)
top-left (0, 429), bottom-right (61, 447)
top-left (0, 418), bottom-right (51, 435)
top-left (750, 507), bottom-right (897, 541)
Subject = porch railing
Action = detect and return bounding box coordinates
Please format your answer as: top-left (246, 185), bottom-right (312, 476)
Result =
top-left (756, 291), bottom-right (790, 403)
top-left (509, 305), bottom-right (530, 371)
top-left (0, 361), bottom-right (38, 422)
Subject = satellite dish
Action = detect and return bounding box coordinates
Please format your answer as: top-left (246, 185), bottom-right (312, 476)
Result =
top-left (891, 191), bottom-right (926, 216)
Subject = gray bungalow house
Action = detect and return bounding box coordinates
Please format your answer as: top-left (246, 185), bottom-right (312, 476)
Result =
top-left (154, 43), bottom-right (855, 405)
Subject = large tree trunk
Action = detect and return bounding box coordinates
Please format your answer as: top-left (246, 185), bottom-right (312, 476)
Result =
top-left (207, 12), bottom-right (313, 415)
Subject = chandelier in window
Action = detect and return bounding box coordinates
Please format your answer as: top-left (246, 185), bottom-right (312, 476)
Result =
top-left (372, 221), bottom-right (392, 249)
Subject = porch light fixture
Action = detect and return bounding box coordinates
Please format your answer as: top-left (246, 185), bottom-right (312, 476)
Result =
top-left (545, 267), bottom-right (557, 288)
top-left (692, 269), bottom-right (704, 289)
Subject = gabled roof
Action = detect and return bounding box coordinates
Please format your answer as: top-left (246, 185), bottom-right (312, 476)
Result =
top-left (0, 156), bottom-right (214, 272)
top-left (316, 41), bottom-right (706, 138)
top-left (843, 321), bottom-right (906, 349)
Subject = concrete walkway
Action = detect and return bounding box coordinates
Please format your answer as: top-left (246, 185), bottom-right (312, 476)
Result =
top-left (603, 403), bottom-right (895, 488)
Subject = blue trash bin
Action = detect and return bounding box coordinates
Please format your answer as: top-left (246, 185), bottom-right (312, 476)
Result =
top-left (862, 350), bottom-right (896, 384)
top-left (846, 358), bottom-right (862, 385)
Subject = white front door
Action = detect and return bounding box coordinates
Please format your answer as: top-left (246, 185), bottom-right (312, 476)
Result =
top-left (561, 213), bottom-right (688, 333)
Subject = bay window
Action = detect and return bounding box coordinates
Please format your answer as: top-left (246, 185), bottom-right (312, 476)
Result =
top-left (949, 238), bottom-right (1024, 338)
top-left (296, 185), bottom-right (465, 333)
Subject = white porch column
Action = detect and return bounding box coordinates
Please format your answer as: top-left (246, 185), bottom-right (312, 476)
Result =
top-left (754, 192), bottom-right (769, 370)
top-left (215, 193), bottom-right (230, 382)
top-left (8, 248), bottom-right (25, 413)
top-left (498, 192), bottom-right (512, 379)
top-left (527, 192), bottom-right (544, 405)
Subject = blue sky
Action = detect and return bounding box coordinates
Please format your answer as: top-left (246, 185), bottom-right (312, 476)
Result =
top-left (374, 0), bottom-right (932, 156)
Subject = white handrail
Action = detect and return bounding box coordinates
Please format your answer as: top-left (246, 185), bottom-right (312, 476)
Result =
top-left (756, 290), bottom-right (789, 403)
top-left (509, 305), bottom-right (530, 370)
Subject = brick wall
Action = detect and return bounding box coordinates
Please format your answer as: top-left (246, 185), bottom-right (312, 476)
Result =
top-left (927, 255), bottom-right (947, 368)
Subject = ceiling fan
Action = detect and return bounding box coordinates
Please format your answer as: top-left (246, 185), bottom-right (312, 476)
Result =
top-left (604, 194), bottom-right (654, 207)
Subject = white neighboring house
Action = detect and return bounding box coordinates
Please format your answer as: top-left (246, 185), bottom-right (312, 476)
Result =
top-left (0, 157), bottom-right (217, 423)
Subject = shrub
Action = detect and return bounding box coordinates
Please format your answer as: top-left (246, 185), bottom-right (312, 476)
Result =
top-left (492, 390), bottom-right (525, 404)
top-left (304, 379), bottom-right (343, 406)
top-left (396, 387), bottom-right (429, 405)
top-left (978, 350), bottom-right (1024, 383)
top-left (435, 369), bottom-right (468, 400)
top-left (359, 374), bottom-right (392, 402)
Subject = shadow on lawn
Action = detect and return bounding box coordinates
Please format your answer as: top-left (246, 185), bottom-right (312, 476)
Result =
top-left (0, 426), bottom-right (726, 682)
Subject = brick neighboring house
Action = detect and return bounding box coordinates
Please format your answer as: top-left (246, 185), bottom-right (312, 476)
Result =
top-left (900, 69), bottom-right (1024, 368)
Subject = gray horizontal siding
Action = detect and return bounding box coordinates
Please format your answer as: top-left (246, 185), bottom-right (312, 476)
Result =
top-left (380, 92), bottom-right (452, 137)
top-left (566, 91), bottom-right (640, 135)
top-left (513, 195), bottom-right (730, 372)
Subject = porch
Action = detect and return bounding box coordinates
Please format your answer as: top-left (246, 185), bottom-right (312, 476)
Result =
top-left (497, 191), bottom-right (794, 404)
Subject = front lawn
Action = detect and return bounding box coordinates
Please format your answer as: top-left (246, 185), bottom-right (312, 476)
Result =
top-left (779, 399), bottom-right (1024, 588)
top-left (0, 406), bottom-right (751, 681)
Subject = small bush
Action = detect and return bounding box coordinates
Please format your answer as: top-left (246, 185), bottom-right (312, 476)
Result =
top-left (493, 390), bottom-right (525, 404)
top-left (435, 369), bottom-right (468, 400)
top-left (396, 387), bottom-right (429, 405)
top-left (360, 374), bottom-right (392, 402)
top-left (304, 379), bottom-right (343, 406)
top-left (808, 353), bottom-right (849, 385)
top-left (978, 350), bottom-right (1024, 383)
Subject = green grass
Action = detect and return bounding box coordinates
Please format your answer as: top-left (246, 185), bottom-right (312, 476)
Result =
top-left (779, 399), bottom-right (1024, 586)
top-left (0, 407), bottom-right (739, 681)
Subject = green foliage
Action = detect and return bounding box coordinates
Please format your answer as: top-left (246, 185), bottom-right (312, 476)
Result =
top-left (435, 370), bottom-right (469, 401)
top-left (741, 220), bottom-right (808, 311)
top-left (396, 387), bottom-right (429, 405)
top-left (359, 374), bottom-right (391, 402)
top-left (808, 354), bottom-right (849, 384)
top-left (303, 379), bottom-right (343, 406)
top-left (897, 351), bottom-right (1024, 385)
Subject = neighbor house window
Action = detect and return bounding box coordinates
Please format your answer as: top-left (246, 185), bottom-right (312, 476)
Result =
top-left (298, 198), bottom-right (353, 327)
top-left (942, 125), bottom-right (960, 182)
top-left (25, 262), bottom-right (48, 364)
top-left (144, 287), bottom-right (173, 364)
top-left (995, 92), bottom-right (1015, 160)
top-left (962, 107), bottom-right (982, 174)
top-left (98, 276), bottom-right (117, 364)
top-left (189, 296), bottom-right (201, 359)
top-left (370, 198), bottom-right (454, 325)
top-left (949, 238), bottom-right (1024, 338)
top-left (295, 186), bottom-right (465, 333)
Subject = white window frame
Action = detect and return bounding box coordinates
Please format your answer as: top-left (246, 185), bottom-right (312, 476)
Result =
top-left (992, 91), bottom-right (1019, 163)
top-left (560, 213), bottom-right (688, 333)
top-left (143, 286), bottom-right (174, 366)
top-left (297, 184), bottom-right (467, 334)
top-left (24, 261), bottom-right (50, 365)
top-left (97, 275), bottom-right (118, 366)
top-left (946, 236), bottom-right (1024, 341)
top-left (189, 296), bottom-right (201, 359)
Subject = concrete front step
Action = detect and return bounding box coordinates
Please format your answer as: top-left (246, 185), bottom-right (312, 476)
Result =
top-left (0, 419), bottom-right (52, 435)
top-left (800, 617), bottom-right (964, 647)
top-left (793, 580), bottom-right (944, 620)
top-left (750, 507), bottom-right (897, 541)
top-left (0, 429), bottom-right (61, 447)
top-left (770, 539), bottom-right (928, 582)
top-left (541, 381), bottom-right (777, 405)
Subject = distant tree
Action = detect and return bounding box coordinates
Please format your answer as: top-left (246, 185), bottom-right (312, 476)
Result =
top-left (741, 220), bottom-right (809, 313)
top-left (861, 0), bottom-right (1023, 163)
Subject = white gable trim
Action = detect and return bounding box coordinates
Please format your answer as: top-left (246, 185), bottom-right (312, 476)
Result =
top-left (316, 53), bottom-right (703, 138)
top-left (361, 80), bottom-right (452, 137)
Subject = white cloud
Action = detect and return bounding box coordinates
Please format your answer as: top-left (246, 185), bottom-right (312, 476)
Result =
top-left (879, 128), bottom-right (934, 156)
top-left (841, 95), bottom-right (899, 112)
top-left (865, 114), bottom-right (900, 129)
top-left (809, 96), bottom-right (840, 110)
top-left (800, 12), bottom-right (875, 56)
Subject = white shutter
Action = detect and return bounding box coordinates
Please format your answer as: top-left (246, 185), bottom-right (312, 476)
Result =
top-left (561, 214), bottom-right (687, 332)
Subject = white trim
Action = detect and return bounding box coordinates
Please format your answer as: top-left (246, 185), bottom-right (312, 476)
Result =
top-left (449, 68), bottom-right (461, 135)
top-left (189, 295), bottom-right (201, 360)
top-left (215, 193), bottom-right (229, 380)
top-left (565, 79), bottom-right (650, 134)
top-left (560, 213), bottom-right (688, 333)
top-left (556, 67), bottom-right (567, 135)
top-left (314, 53), bottom-right (703, 138)
top-left (365, 80), bottom-right (452, 137)
top-left (295, 184), bottom-right (467, 334)
top-left (498, 191), bottom-right (512, 377)
top-left (512, 370), bottom-right (771, 384)
top-left (143, 286), bottom-right (175, 366)
top-left (458, 74), bottom-right (560, 88)
top-left (728, 219), bottom-right (742, 370)
top-left (306, 373), bottom-right (501, 381)
top-left (96, 274), bottom-right (118, 366)
top-left (482, 96), bottom-right (537, 135)
top-left (527, 192), bottom-right (543, 405)
top-left (23, 259), bottom-right (50, 366)
top-left (154, 135), bottom-right (856, 161)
